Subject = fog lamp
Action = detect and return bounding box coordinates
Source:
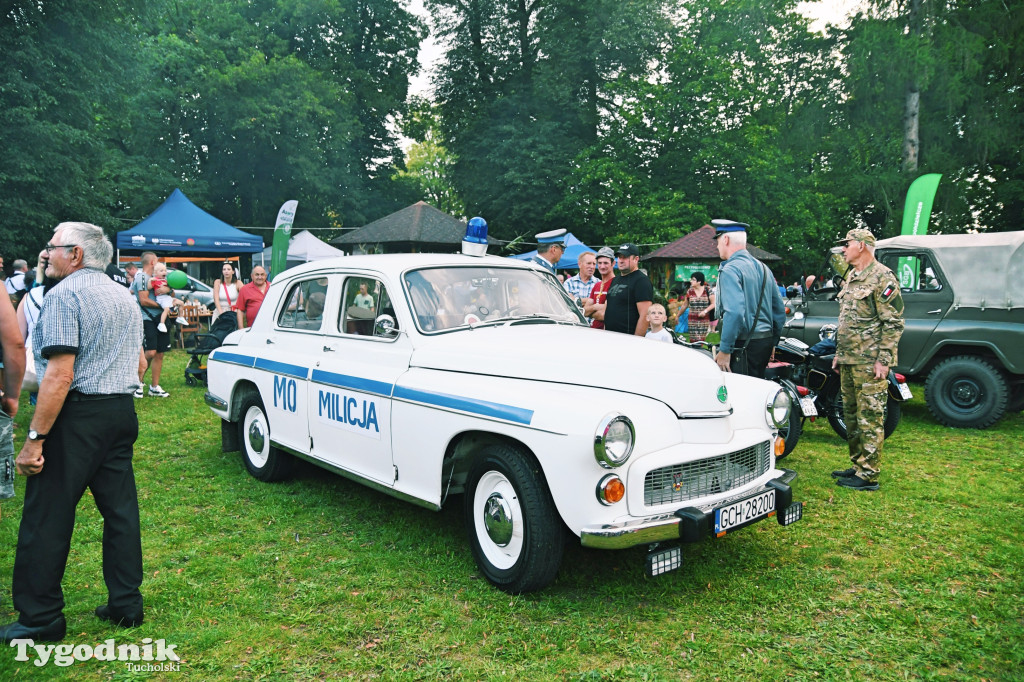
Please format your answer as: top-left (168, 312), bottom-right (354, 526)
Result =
top-left (778, 501), bottom-right (804, 526)
top-left (646, 544), bottom-right (682, 577)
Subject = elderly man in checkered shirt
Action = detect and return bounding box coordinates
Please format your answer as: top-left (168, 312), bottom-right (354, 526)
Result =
top-left (1, 222), bottom-right (145, 645)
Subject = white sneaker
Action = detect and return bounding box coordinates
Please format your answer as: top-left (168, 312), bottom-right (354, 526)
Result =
top-left (148, 385), bottom-right (170, 398)
top-left (133, 386), bottom-right (145, 399)
top-left (176, 316), bottom-right (188, 325)
top-left (157, 322), bottom-right (168, 332)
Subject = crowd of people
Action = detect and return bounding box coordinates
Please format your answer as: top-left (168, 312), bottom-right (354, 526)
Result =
top-left (0, 217), bottom-right (904, 645)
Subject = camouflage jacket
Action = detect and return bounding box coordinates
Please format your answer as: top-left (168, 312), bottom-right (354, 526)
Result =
top-left (836, 260), bottom-right (905, 366)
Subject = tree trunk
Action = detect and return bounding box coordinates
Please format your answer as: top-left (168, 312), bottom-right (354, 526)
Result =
top-left (902, 0), bottom-right (923, 173)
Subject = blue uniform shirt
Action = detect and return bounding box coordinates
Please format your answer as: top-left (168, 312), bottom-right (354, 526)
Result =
top-left (717, 250), bottom-right (786, 354)
top-left (529, 254), bottom-right (556, 275)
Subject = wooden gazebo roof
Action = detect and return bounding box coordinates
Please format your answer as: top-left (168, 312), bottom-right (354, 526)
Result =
top-left (645, 224), bottom-right (781, 262)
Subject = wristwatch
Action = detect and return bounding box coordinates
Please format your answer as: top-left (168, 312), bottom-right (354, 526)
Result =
top-left (28, 429), bottom-right (47, 442)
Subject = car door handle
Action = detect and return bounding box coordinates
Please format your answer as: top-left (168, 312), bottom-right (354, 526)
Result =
top-left (928, 309), bottom-right (942, 315)
top-left (323, 346), bottom-right (335, 352)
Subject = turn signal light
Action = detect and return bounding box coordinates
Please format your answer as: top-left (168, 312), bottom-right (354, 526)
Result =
top-left (774, 437), bottom-right (786, 457)
top-left (597, 474), bottom-right (625, 505)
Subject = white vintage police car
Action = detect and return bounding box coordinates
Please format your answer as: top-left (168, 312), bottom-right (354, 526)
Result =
top-left (204, 227), bottom-right (802, 593)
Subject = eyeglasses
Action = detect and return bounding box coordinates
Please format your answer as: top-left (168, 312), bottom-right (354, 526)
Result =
top-left (44, 243), bottom-right (78, 253)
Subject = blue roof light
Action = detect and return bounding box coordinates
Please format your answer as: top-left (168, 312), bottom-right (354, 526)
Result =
top-left (463, 216), bottom-right (489, 257)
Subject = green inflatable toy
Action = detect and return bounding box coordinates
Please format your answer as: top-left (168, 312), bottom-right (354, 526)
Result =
top-left (166, 270), bottom-right (189, 289)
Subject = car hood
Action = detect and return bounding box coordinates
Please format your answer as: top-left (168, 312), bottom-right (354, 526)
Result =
top-left (408, 323), bottom-right (729, 416)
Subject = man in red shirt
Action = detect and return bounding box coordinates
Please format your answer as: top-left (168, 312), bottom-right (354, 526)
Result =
top-left (583, 247), bottom-right (616, 329)
top-left (235, 266), bottom-right (270, 328)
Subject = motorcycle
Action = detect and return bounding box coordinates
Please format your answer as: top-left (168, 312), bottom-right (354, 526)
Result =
top-left (768, 334), bottom-right (912, 457)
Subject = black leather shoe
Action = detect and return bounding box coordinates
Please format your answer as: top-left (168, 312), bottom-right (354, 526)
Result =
top-left (0, 615), bottom-right (66, 644)
top-left (831, 467), bottom-right (857, 479)
top-left (836, 476), bottom-right (880, 491)
top-left (95, 604), bottom-right (144, 628)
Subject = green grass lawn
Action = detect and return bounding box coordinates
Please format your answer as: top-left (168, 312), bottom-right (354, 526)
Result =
top-left (2, 349), bottom-right (1021, 680)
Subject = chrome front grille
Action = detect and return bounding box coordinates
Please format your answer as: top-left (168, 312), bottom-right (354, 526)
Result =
top-left (644, 441), bottom-right (771, 507)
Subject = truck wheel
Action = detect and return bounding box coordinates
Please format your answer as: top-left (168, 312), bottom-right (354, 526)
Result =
top-left (464, 444), bottom-right (563, 594)
top-left (925, 356), bottom-right (1009, 429)
top-left (827, 390), bottom-right (901, 441)
top-left (238, 395), bottom-right (293, 481)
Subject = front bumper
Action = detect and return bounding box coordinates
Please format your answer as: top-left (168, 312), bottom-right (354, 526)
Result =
top-left (580, 469), bottom-right (800, 549)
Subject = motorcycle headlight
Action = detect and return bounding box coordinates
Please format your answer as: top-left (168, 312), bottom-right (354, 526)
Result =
top-left (766, 389), bottom-right (792, 429)
top-left (594, 414), bottom-right (635, 468)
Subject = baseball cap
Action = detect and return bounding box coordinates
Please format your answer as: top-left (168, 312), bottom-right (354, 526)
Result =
top-left (616, 243), bottom-right (640, 257)
top-left (835, 228), bottom-right (876, 246)
top-left (596, 246), bottom-right (615, 261)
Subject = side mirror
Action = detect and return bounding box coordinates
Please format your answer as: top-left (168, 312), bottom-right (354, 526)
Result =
top-left (374, 314), bottom-right (398, 338)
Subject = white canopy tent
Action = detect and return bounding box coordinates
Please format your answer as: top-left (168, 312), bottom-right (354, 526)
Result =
top-left (261, 230), bottom-right (345, 273)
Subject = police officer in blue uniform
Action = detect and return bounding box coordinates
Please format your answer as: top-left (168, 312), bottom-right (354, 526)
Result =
top-left (530, 229), bottom-right (568, 275)
top-left (712, 219), bottom-right (786, 378)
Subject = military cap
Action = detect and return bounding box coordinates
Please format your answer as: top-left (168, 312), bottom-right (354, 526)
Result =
top-left (836, 228), bottom-right (876, 246)
top-left (711, 219), bottom-right (749, 239)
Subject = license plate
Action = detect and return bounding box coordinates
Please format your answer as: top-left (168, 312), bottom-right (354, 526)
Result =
top-left (898, 382), bottom-right (913, 400)
top-left (714, 489), bottom-right (776, 534)
top-left (799, 396), bottom-right (817, 417)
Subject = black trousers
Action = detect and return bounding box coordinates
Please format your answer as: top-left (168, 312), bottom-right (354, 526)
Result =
top-left (729, 337), bottom-right (777, 379)
top-left (13, 395), bottom-right (142, 625)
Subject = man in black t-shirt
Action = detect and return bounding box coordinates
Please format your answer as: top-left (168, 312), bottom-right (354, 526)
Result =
top-left (604, 243), bottom-right (654, 336)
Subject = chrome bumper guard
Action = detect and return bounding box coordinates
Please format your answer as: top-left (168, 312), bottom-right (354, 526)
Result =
top-left (204, 391), bottom-right (228, 411)
top-left (581, 469), bottom-right (800, 550)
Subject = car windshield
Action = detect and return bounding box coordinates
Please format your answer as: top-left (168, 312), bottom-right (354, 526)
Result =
top-left (403, 266), bottom-right (585, 332)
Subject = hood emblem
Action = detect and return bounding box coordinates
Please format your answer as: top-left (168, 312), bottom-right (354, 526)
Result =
top-left (717, 385), bottom-right (728, 403)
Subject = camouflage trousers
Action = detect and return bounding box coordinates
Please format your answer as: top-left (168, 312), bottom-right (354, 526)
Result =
top-left (1, 407), bottom-right (14, 500)
top-left (839, 363), bottom-right (887, 482)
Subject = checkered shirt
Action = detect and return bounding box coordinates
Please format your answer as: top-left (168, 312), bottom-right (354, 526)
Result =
top-left (563, 274), bottom-right (599, 300)
top-left (33, 268), bottom-right (144, 395)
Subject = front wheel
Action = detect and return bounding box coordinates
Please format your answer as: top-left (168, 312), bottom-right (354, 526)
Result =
top-left (238, 395), bottom-right (294, 482)
top-left (776, 412), bottom-right (802, 460)
top-left (925, 356), bottom-right (1009, 429)
top-left (464, 444), bottom-right (563, 594)
top-left (826, 389), bottom-right (901, 441)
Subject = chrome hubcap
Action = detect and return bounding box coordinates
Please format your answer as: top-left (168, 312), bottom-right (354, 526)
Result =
top-left (483, 492), bottom-right (514, 547)
top-left (248, 419), bottom-right (266, 453)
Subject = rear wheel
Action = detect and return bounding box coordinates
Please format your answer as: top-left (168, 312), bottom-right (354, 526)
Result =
top-left (238, 395), bottom-right (293, 481)
top-left (465, 444), bottom-right (563, 593)
top-left (826, 389), bottom-right (901, 441)
top-left (925, 356), bottom-right (1009, 429)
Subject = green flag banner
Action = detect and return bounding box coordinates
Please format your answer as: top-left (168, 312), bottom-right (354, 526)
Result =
top-left (271, 200), bottom-right (298, 279)
top-left (897, 174), bottom-right (941, 288)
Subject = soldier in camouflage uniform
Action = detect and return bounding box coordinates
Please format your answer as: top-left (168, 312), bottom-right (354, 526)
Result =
top-left (830, 228), bottom-right (904, 491)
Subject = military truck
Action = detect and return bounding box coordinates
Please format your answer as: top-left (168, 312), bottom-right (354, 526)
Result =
top-left (786, 231), bottom-right (1024, 429)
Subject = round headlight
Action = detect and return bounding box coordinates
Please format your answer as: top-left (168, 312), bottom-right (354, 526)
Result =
top-left (767, 389), bottom-right (793, 429)
top-left (594, 415), bottom-right (635, 468)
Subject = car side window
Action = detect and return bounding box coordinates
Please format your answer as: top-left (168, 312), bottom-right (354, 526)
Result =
top-left (340, 277), bottom-right (398, 337)
top-left (277, 277), bottom-right (330, 331)
top-left (883, 253), bottom-right (943, 293)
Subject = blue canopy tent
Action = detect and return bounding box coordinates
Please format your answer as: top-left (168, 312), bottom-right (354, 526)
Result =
top-left (510, 232), bottom-right (596, 270)
top-left (116, 188), bottom-right (263, 254)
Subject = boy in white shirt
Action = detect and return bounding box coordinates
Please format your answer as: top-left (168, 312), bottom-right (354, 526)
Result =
top-left (645, 303), bottom-right (674, 343)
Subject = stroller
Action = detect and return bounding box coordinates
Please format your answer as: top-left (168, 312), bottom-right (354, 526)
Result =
top-left (184, 313), bottom-right (238, 386)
